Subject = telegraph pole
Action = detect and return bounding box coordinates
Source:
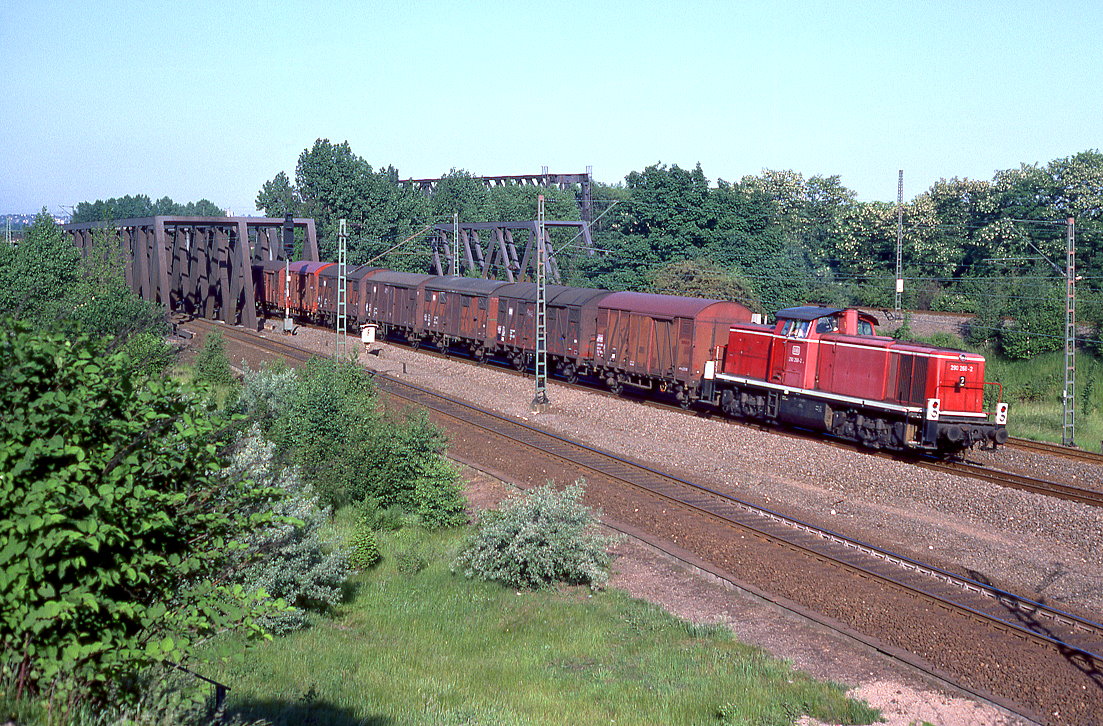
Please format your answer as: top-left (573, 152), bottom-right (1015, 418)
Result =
top-left (336, 219), bottom-right (348, 358)
top-left (895, 170), bottom-right (904, 314)
top-left (531, 194), bottom-right (549, 411)
top-left (1063, 217), bottom-right (1076, 447)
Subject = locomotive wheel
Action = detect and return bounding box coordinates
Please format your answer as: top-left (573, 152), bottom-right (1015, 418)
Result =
top-left (564, 364), bottom-right (579, 384)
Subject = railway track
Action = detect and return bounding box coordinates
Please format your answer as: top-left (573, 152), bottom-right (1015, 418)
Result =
top-left (1009, 436), bottom-right (1103, 465)
top-left (186, 317), bottom-right (1103, 721)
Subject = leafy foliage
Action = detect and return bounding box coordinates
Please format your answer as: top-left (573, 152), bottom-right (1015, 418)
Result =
top-left (238, 359), bottom-right (466, 525)
top-left (71, 195), bottom-right (225, 223)
top-left (222, 428), bottom-right (350, 634)
top-left (347, 527), bottom-right (381, 570)
top-left (193, 330), bottom-right (236, 387)
top-left (453, 481), bottom-right (618, 590)
top-left (0, 322), bottom-right (274, 707)
top-left (0, 212), bottom-right (169, 359)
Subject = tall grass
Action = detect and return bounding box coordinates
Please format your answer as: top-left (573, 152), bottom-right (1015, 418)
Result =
top-left (904, 331), bottom-right (1103, 450)
top-left (198, 525), bottom-right (878, 726)
top-left (984, 349), bottom-right (1103, 449)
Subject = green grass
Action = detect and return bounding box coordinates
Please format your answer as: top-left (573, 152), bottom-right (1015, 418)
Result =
top-left (196, 525), bottom-right (879, 726)
top-left (904, 331), bottom-right (1103, 449)
top-left (984, 348), bottom-right (1103, 449)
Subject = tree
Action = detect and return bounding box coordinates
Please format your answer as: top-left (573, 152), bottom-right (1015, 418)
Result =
top-left (649, 258), bottom-right (760, 309)
top-left (0, 322), bottom-right (275, 708)
top-left (0, 209), bottom-right (81, 326)
top-left (71, 195), bottom-right (226, 223)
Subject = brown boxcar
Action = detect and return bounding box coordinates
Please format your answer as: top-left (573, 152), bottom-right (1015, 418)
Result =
top-left (361, 271), bottom-right (435, 343)
top-left (347, 266), bottom-right (383, 325)
top-left (593, 292), bottom-right (753, 400)
top-left (422, 277), bottom-right (513, 350)
top-left (489, 283), bottom-right (611, 377)
top-left (253, 260), bottom-right (289, 313)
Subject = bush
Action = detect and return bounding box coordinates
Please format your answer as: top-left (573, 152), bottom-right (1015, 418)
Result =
top-left (223, 429), bottom-right (350, 634)
top-left (347, 527), bottom-right (381, 570)
top-left (452, 481), bottom-right (619, 590)
top-left (261, 359), bottom-right (467, 524)
top-left (0, 321), bottom-right (274, 709)
top-left (194, 329), bottom-right (235, 387)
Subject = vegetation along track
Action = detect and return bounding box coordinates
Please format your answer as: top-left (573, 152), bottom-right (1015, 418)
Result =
top-left (186, 317), bottom-right (1103, 722)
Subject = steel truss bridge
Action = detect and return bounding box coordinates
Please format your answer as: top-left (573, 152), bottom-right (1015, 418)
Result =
top-left (429, 220), bottom-right (593, 285)
top-left (64, 216), bottom-right (318, 329)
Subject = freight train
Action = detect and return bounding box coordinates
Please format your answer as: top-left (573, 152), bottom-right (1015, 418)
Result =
top-left (252, 260), bottom-right (1009, 453)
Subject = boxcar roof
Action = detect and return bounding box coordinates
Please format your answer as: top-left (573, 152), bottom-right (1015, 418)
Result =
top-left (549, 287), bottom-right (611, 307)
top-left (598, 291), bottom-right (734, 318)
top-left (494, 282), bottom-right (580, 302)
top-left (318, 264), bottom-right (363, 278)
top-left (348, 266), bottom-right (383, 281)
top-left (289, 261), bottom-right (334, 275)
top-left (253, 260), bottom-right (288, 271)
top-left (424, 276), bottom-right (513, 295)
top-left (368, 271), bottom-right (435, 287)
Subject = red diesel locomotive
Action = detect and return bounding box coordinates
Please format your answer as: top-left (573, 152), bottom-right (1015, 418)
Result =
top-left (700, 306), bottom-right (1009, 451)
top-left (254, 262), bottom-right (1008, 453)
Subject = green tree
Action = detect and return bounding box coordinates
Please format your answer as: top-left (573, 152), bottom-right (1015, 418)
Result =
top-left (0, 209), bottom-right (80, 326)
top-left (649, 258), bottom-right (760, 309)
top-left (0, 322), bottom-right (275, 708)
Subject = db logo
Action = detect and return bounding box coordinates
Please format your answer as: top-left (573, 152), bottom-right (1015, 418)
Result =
top-left (791, 345), bottom-right (801, 356)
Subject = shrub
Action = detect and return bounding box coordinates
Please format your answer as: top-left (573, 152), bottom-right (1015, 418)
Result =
top-left (194, 329), bottom-right (235, 387)
top-left (223, 428), bottom-right (350, 634)
top-left (356, 497), bottom-right (407, 532)
top-left (452, 481), bottom-right (619, 590)
top-left (262, 360), bottom-right (467, 524)
top-left (348, 527), bottom-right (381, 570)
top-left (0, 321), bottom-right (275, 709)
top-left (235, 360), bottom-right (297, 434)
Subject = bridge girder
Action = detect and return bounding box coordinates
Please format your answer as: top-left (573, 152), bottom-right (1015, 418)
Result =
top-left (64, 216), bottom-right (318, 329)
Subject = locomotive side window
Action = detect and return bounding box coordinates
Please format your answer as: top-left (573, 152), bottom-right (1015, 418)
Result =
top-left (858, 320), bottom-right (873, 336)
top-left (815, 316), bottom-right (839, 334)
top-left (782, 320), bottom-right (810, 338)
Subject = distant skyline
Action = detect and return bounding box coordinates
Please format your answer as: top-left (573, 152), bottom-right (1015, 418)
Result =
top-left (2, 1), bottom-right (1101, 216)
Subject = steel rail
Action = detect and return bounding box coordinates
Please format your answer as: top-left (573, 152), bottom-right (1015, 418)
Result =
top-left (1008, 436), bottom-right (1103, 465)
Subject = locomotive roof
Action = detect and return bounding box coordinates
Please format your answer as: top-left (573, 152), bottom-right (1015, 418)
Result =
top-left (775, 306), bottom-right (845, 320)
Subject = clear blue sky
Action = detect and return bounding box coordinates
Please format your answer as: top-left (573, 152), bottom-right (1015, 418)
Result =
top-left (2, 0), bottom-right (1100, 216)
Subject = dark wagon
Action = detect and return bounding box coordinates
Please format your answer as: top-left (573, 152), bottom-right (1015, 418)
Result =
top-left (421, 277), bottom-right (513, 355)
top-left (592, 292), bottom-right (753, 404)
top-left (488, 283), bottom-right (611, 379)
top-left (361, 271), bottom-right (435, 345)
